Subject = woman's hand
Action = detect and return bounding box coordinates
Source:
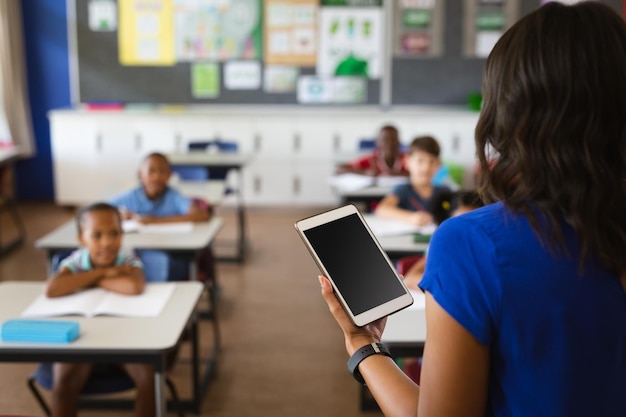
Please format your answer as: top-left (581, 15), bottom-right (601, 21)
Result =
top-left (319, 276), bottom-right (387, 356)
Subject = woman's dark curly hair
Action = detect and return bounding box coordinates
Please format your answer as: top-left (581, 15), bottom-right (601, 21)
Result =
top-left (475, 2), bottom-right (626, 273)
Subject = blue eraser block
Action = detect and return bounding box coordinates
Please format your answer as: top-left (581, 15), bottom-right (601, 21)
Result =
top-left (1, 319), bottom-right (80, 343)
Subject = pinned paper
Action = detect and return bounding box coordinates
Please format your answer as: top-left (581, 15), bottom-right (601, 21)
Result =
top-left (88, 0), bottom-right (117, 31)
top-left (264, 65), bottom-right (299, 93)
top-left (264, 0), bottom-right (318, 66)
top-left (297, 76), bottom-right (334, 103)
top-left (332, 77), bottom-right (366, 103)
top-left (192, 63), bottom-right (220, 98)
top-left (118, 0), bottom-right (175, 66)
top-left (224, 61), bottom-right (261, 90)
top-left (475, 31), bottom-right (502, 58)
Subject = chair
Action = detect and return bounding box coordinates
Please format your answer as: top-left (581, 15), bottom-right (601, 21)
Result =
top-left (172, 139), bottom-right (239, 182)
top-left (28, 251), bottom-right (185, 417)
top-left (0, 166), bottom-right (26, 256)
top-left (358, 138), bottom-right (377, 152)
top-left (396, 255), bottom-right (424, 276)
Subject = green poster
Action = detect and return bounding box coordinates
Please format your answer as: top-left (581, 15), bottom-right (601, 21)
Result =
top-left (403, 9), bottom-right (431, 28)
top-left (192, 63), bottom-right (220, 98)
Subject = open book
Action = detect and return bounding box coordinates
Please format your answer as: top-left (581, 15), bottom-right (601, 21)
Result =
top-left (21, 283), bottom-right (176, 319)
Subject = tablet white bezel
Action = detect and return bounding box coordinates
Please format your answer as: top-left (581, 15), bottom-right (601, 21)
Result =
top-left (295, 204), bottom-right (413, 327)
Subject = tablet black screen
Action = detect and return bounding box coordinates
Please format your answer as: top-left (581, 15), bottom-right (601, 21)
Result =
top-left (303, 213), bottom-right (406, 315)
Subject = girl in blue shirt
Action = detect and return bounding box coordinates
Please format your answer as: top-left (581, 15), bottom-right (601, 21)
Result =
top-left (318, 3), bottom-right (626, 417)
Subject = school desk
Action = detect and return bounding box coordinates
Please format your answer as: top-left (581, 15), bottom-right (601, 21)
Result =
top-left (360, 290), bottom-right (427, 411)
top-left (166, 152), bottom-right (252, 263)
top-left (362, 214), bottom-right (430, 258)
top-left (176, 180), bottom-right (226, 205)
top-left (35, 217), bottom-right (224, 281)
top-left (0, 146), bottom-right (25, 256)
top-left (0, 281), bottom-right (209, 416)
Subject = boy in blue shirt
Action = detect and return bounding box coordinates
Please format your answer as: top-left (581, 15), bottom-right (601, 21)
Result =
top-left (45, 202), bottom-right (156, 417)
top-left (110, 152), bottom-right (209, 225)
top-left (109, 152), bottom-right (210, 281)
top-left (375, 136), bottom-right (452, 226)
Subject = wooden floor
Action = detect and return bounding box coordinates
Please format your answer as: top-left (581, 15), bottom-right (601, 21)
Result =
top-left (0, 202), bottom-right (383, 417)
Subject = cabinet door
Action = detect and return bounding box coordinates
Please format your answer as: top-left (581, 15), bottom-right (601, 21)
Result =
top-left (330, 117), bottom-right (380, 153)
top-left (96, 116), bottom-right (138, 197)
top-left (133, 117), bottom-right (177, 155)
top-left (50, 114), bottom-right (100, 205)
top-left (242, 160), bottom-right (293, 206)
top-left (250, 118), bottom-right (294, 158)
top-left (292, 162), bottom-right (338, 206)
top-left (293, 118), bottom-right (334, 161)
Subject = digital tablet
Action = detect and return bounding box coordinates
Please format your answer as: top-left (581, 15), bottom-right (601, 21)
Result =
top-left (295, 205), bottom-right (413, 327)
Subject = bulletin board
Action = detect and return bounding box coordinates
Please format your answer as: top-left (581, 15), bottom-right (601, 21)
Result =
top-left (70, 0), bottom-right (624, 107)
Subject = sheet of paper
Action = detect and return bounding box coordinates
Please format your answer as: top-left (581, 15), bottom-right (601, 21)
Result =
top-left (297, 76), bottom-right (334, 103)
top-left (328, 173), bottom-right (374, 192)
top-left (375, 175), bottom-right (409, 188)
top-left (191, 62), bottom-right (220, 98)
top-left (224, 61), bottom-right (262, 90)
top-left (122, 220), bottom-right (194, 234)
top-left (365, 216), bottom-right (434, 237)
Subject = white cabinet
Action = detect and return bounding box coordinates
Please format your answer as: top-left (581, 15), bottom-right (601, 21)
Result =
top-left (243, 160), bottom-right (293, 205)
top-left (49, 108), bottom-right (479, 207)
top-left (50, 115), bottom-right (100, 203)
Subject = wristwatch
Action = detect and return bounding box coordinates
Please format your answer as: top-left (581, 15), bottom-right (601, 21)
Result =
top-left (347, 342), bottom-right (392, 385)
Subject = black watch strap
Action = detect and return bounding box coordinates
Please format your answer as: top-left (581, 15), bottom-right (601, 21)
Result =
top-left (347, 342), bottom-right (392, 385)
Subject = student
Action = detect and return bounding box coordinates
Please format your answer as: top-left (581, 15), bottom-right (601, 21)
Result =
top-left (110, 152), bottom-right (210, 225)
top-left (318, 3), bottom-right (626, 417)
top-left (375, 136), bottom-right (452, 226)
top-left (45, 202), bottom-right (156, 417)
top-left (337, 125), bottom-right (408, 176)
top-left (401, 190), bottom-right (484, 290)
top-left (109, 152), bottom-right (211, 282)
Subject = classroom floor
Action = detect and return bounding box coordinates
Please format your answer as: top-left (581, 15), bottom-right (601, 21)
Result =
top-left (0, 201), bottom-right (383, 417)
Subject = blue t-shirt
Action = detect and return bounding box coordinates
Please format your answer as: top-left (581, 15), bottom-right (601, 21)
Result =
top-left (109, 186), bottom-right (191, 217)
top-left (391, 183), bottom-right (449, 213)
top-left (419, 202), bottom-right (626, 417)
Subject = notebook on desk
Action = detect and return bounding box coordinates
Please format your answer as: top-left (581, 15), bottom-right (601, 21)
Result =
top-left (21, 283), bottom-right (175, 319)
top-left (122, 220), bottom-right (194, 234)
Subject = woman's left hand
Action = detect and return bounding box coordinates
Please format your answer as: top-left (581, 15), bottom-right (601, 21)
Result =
top-left (319, 275), bottom-right (387, 356)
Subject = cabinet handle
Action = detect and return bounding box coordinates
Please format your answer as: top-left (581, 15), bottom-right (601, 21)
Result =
top-left (294, 133), bottom-right (301, 152)
top-left (95, 133), bottom-right (103, 153)
top-left (452, 135), bottom-right (460, 153)
top-left (333, 133), bottom-right (341, 151)
top-left (293, 177), bottom-right (301, 195)
top-left (175, 132), bottom-right (182, 152)
top-left (254, 176), bottom-right (261, 194)
top-left (254, 134), bottom-right (262, 152)
top-left (134, 133), bottom-right (142, 152)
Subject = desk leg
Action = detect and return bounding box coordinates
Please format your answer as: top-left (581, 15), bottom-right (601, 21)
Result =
top-left (155, 367), bottom-right (167, 417)
top-left (189, 259), bottom-right (198, 281)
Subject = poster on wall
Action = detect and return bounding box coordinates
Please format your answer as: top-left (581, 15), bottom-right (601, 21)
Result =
top-left (394, 0), bottom-right (445, 58)
top-left (173, 0), bottom-right (262, 62)
top-left (463, 0), bottom-right (519, 58)
top-left (89, 0), bottom-right (117, 31)
top-left (317, 0), bottom-right (384, 79)
top-left (191, 62), bottom-right (220, 98)
top-left (118, 0), bottom-right (175, 66)
top-left (264, 0), bottom-right (318, 66)
top-left (264, 65), bottom-right (299, 93)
